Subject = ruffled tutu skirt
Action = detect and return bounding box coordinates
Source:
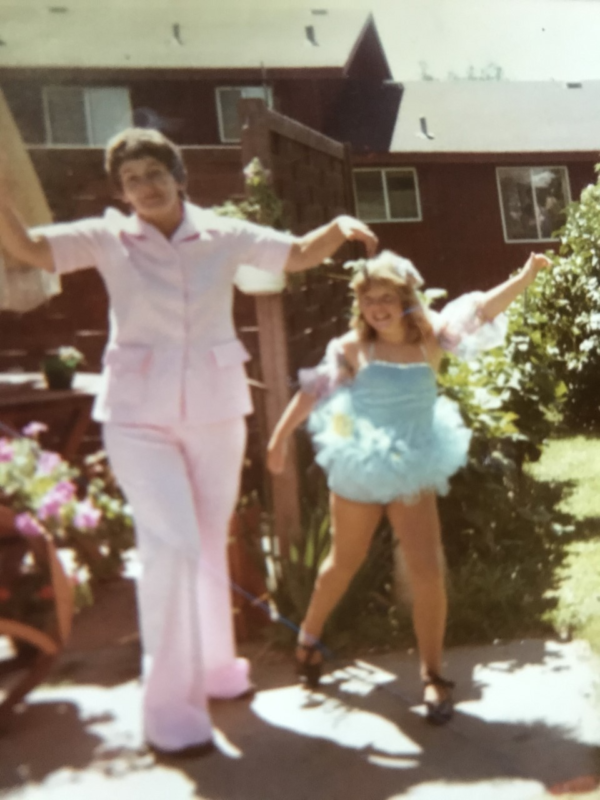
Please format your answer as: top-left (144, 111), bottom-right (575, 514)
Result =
top-left (307, 366), bottom-right (471, 504)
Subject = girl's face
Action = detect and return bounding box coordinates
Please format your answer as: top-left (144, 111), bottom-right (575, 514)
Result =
top-left (118, 156), bottom-right (183, 222)
top-left (358, 283), bottom-right (404, 335)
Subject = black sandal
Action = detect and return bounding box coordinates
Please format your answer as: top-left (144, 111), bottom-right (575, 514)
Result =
top-left (296, 643), bottom-right (322, 689)
top-left (422, 672), bottom-right (455, 725)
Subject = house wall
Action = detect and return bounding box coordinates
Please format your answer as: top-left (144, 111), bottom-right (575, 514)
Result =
top-left (353, 154), bottom-right (597, 298)
top-left (0, 16), bottom-right (390, 147)
top-left (2, 76), bottom-right (349, 146)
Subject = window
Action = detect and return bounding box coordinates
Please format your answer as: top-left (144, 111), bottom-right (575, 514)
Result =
top-left (43, 86), bottom-right (132, 146)
top-left (215, 86), bottom-right (273, 143)
top-left (353, 168), bottom-right (421, 222)
top-left (497, 166), bottom-right (571, 243)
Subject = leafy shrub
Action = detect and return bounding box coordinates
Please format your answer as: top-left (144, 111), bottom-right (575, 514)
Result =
top-left (0, 425), bottom-right (134, 598)
top-left (529, 171), bottom-right (600, 428)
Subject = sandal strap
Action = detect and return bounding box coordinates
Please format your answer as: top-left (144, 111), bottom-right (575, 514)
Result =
top-left (297, 643), bottom-right (319, 655)
top-left (422, 671), bottom-right (455, 689)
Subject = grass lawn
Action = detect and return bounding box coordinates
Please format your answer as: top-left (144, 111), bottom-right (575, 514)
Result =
top-left (527, 436), bottom-right (600, 652)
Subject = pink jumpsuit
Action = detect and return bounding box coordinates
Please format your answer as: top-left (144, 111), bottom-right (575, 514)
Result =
top-left (39, 203), bottom-right (294, 750)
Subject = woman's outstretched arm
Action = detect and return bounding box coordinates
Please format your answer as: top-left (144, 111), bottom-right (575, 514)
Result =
top-left (284, 215), bottom-right (378, 273)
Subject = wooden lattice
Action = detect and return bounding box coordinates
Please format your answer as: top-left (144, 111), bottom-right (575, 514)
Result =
top-left (240, 99), bottom-right (357, 551)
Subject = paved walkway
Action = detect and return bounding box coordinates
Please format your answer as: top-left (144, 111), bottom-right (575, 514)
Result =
top-left (1, 582), bottom-right (599, 799)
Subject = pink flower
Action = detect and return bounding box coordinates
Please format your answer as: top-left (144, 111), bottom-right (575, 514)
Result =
top-left (22, 422), bottom-right (49, 438)
top-left (15, 513), bottom-right (45, 538)
top-left (73, 499), bottom-right (101, 531)
top-left (0, 439), bottom-right (14, 463)
top-left (38, 480), bottom-right (77, 521)
top-left (37, 585), bottom-right (54, 601)
top-left (36, 451), bottom-right (63, 476)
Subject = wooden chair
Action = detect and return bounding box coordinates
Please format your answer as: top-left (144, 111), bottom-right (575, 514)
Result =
top-left (0, 505), bottom-right (74, 724)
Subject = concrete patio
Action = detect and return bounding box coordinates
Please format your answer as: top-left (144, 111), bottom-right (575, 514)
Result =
top-left (1, 577), bottom-right (599, 800)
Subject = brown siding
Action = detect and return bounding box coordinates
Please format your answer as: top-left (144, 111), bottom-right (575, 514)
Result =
top-left (272, 78), bottom-right (344, 135)
top-left (354, 155), bottom-right (598, 298)
top-left (3, 75), bottom-right (350, 146)
top-left (3, 77), bottom-right (233, 146)
top-left (130, 81), bottom-right (220, 145)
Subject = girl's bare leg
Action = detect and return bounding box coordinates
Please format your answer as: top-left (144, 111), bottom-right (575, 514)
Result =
top-left (299, 492), bottom-right (383, 662)
top-left (386, 492), bottom-right (449, 703)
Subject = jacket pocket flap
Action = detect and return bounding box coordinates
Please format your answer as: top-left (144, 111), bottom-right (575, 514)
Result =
top-left (212, 339), bottom-right (250, 368)
top-left (104, 346), bottom-right (151, 374)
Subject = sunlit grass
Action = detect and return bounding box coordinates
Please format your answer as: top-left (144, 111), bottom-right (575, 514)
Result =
top-left (528, 436), bottom-right (600, 519)
top-left (527, 436), bottom-right (600, 651)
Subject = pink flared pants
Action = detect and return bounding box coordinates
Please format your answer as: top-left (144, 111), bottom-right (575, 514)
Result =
top-left (104, 418), bottom-right (251, 751)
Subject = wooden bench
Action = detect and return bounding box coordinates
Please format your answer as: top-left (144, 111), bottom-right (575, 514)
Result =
top-left (0, 505), bottom-right (74, 724)
top-left (0, 372), bottom-right (102, 459)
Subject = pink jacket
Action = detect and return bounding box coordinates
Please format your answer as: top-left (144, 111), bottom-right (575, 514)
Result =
top-left (37, 202), bottom-right (294, 425)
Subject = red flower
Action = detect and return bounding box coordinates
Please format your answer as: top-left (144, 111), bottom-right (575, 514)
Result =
top-left (0, 586), bottom-right (11, 603)
top-left (37, 585), bottom-right (54, 601)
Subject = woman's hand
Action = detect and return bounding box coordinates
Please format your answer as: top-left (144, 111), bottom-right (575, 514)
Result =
top-left (336, 215), bottom-right (378, 257)
top-left (267, 438), bottom-right (288, 475)
top-left (521, 252), bottom-right (552, 285)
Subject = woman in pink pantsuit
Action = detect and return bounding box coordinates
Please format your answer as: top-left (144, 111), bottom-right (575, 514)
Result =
top-left (0, 128), bottom-right (377, 755)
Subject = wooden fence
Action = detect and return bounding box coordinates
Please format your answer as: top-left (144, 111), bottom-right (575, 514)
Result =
top-left (239, 98), bottom-right (357, 553)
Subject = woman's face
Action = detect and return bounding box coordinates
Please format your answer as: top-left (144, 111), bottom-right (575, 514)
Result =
top-left (118, 156), bottom-right (183, 222)
top-left (358, 283), bottom-right (404, 334)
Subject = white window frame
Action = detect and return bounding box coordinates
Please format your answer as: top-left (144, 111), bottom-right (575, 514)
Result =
top-left (352, 167), bottom-right (422, 223)
top-left (215, 85), bottom-right (273, 144)
top-left (496, 165), bottom-right (571, 244)
top-left (42, 85), bottom-right (132, 147)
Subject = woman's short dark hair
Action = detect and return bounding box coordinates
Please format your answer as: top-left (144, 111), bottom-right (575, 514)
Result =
top-left (105, 128), bottom-right (187, 189)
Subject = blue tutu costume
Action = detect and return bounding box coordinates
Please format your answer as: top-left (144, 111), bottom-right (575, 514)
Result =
top-left (299, 292), bottom-right (508, 505)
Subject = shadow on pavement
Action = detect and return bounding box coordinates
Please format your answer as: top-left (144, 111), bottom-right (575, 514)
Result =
top-left (0, 701), bottom-right (106, 789)
top-left (0, 639), bottom-right (597, 799)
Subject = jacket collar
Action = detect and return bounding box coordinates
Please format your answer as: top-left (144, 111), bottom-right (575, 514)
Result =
top-left (114, 202), bottom-right (223, 243)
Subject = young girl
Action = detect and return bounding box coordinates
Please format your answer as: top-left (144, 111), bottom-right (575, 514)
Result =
top-left (267, 249), bottom-right (550, 724)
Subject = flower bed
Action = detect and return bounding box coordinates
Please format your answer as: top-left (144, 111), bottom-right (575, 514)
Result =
top-left (0, 423), bottom-right (134, 613)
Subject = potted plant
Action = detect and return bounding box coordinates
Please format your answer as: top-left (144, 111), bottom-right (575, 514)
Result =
top-left (41, 346), bottom-right (85, 390)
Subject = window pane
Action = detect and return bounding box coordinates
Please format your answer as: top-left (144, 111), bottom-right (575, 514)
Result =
top-left (217, 86), bottom-right (270, 142)
top-left (241, 86), bottom-right (271, 102)
top-left (45, 86), bottom-right (87, 145)
top-left (531, 167), bottom-right (569, 240)
top-left (87, 87), bottom-right (132, 146)
top-left (498, 168), bottom-right (538, 241)
top-left (217, 88), bottom-right (243, 141)
top-left (354, 171), bottom-right (386, 221)
top-left (386, 171), bottom-right (419, 220)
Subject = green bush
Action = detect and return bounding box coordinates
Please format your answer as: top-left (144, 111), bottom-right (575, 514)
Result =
top-left (510, 166), bottom-right (600, 429)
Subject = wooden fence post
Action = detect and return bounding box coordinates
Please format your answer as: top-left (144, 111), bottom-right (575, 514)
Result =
top-left (240, 99), bottom-right (302, 557)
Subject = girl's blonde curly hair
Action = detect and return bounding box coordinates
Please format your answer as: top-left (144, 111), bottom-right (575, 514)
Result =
top-left (349, 251), bottom-right (434, 343)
